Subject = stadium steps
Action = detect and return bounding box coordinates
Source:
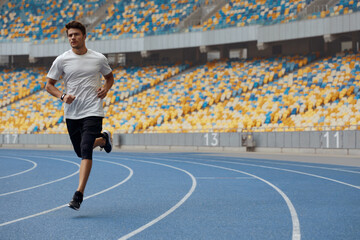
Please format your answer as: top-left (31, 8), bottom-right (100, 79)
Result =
top-left (179, 0), bottom-right (227, 30)
top-left (168, 63), bottom-right (200, 78)
top-left (199, 0), bottom-right (228, 24)
top-left (298, 0), bottom-right (339, 18)
top-left (104, 63), bottom-right (192, 105)
top-left (80, 0), bottom-right (117, 33)
top-left (0, 0), bottom-right (7, 9)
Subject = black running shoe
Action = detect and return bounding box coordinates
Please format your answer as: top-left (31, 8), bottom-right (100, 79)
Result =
top-left (101, 130), bottom-right (112, 153)
top-left (68, 191), bottom-right (83, 211)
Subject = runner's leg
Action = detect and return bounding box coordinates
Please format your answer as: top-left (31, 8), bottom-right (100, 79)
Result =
top-left (77, 117), bottom-right (103, 193)
top-left (77, 159), bottom-right (92, 194)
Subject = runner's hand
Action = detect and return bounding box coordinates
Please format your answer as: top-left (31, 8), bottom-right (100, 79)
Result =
top-left (97, 87), bottom-right (108, 99)
top-left (63, 94), bottom-right (76, 104)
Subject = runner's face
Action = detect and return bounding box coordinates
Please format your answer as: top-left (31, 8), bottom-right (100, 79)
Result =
top-left (67, 28), bottom-right (86, 49)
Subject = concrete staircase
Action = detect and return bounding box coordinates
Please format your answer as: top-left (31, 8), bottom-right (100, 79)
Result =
top-left (79, 0), bottom-right (117, 33)
top-left (179, 0), bottom-right (227, 30)
top-left (0, 0), bottom-right (7, 9)
top-left (298, 0), bottom-right (339, 18)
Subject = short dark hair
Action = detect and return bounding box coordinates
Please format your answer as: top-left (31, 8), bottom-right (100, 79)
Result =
top-left (65, 21), bottom-right (86, 35)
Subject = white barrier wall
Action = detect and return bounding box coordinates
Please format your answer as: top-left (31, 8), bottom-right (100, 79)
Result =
top-left (1, 131), bottom-right (359, 154)
top-left (118, 130), bottom-right (360, 149)
top-left (258, 12), bottom-right (360, 43)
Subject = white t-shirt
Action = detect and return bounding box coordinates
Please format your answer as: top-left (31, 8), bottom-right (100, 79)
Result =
top-left (47, 49), bottom-right (112, 119)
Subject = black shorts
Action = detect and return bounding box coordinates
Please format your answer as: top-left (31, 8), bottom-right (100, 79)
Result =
top-left (66, 116), bottom-right (103, 160)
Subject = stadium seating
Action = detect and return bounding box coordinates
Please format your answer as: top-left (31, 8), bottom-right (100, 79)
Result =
top-left (102, 63), bottom-right (190, 134)
top-left (307, 0), bottom-right (360, 19)
top-left (104, 63), bottom-right (189, 104)
top-left (1, 0), bottom-right (359, 42)
top-left (190, 0), bottom-right (360, 32)
top-left (1, 52), bottom-right (359, 134)
top-left (267, 51), bottom-right (360, 131)
top-left (190, 0), bottom-right (312, 32)
top-left (89, 0), bottom-right (200, 40)
top-left (0, 67), bottom-right (46, 107)
top-left (0, 64), bottom-right (187, 134)
top-left (145, 51), bottom-right (360, 133)
top-left (0, 80), bottom-right (64, 134)
top-left (0, 0), bottom-right (106, 42)
top-left (102, 54), bottom-right (316, 133)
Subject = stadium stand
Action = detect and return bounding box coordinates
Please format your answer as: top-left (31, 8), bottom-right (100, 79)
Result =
top-left (191, 0), bottom-right (360, 32)
top-left (0, 78), bottom-right (64, 134)
top-left (1, 0), bottom-right (358, 42)
top-left (0, 67), bottom-right (46, 107)
top-left (0, 1), bottom-right (359, 140)
top-left (1, 51), bottom-right (360, 135)
top-left (0, 0), bottom-right (107, 42)
top-left (88, 0), bottom-right (200, 40)
top-left (106, 63), bottom-right (190, 103)
top-left (137, 54), bottom-right (317, 133)
top-left (270, 51), bottom-right (360, 131)
top-left (146, 51), bottom-right (360, 133)
top-left (0, 64), bottom-right (188, 134)
top-left (101, 63), bottom-right (190, 134)
top-left (307, 0), bottom-right (360, 19)
top-left (189, 0), bottom-right (313, 31)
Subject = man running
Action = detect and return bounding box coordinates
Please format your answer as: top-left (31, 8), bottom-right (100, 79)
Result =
top-left (45, 21), bottom-right (114, 210)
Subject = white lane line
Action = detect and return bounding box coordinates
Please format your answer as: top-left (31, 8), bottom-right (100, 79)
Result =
top-left (159, 153), bottom-right (360, 174)
top-left (196, 177), bottom-right (254, 180)
top-left (0, 159), bottom-right (133, 227)
top-left (49, 152), bottom-right (198, 239)
top-left (117, 158), bottom-right (197, 240)
top-left (215, 160), bottom-right (360, 190)
top-left (230, 158), bottom-right (360, 174)
top-left (169, 155), bottom-right (360, 190)
top-left (0, 156), bottom-right (37, 179)
top-left (82, 159), bottom-right (133, 201)
top-left (0, 157), bottom-right (80, 197)
top-left (140, 156), bottom-right (301, 240)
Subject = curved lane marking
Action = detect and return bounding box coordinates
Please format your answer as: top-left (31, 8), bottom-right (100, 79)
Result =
top-left (0, 158), bottom-right (133, 227)
top-left (191, 157), bottom-right (360, 190)
top-left (0, 156), bottom-right (80, 197)
top-left (0, 156), bottom-right (37, 179)
top-left (224, 157), bottom-right (360, 174)
top-left (116, 157), bottom-right (197, 240)
top-left (141, 156), bottom-right (301, 240)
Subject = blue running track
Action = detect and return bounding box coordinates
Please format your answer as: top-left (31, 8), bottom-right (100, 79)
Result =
top-left (0, 149), bottom-right (359, 240)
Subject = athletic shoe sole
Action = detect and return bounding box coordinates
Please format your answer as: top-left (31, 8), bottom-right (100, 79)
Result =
top-left (103, 130), bottom-right (112, 153)
top-left (68, 203), bottom-right (80, 211)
